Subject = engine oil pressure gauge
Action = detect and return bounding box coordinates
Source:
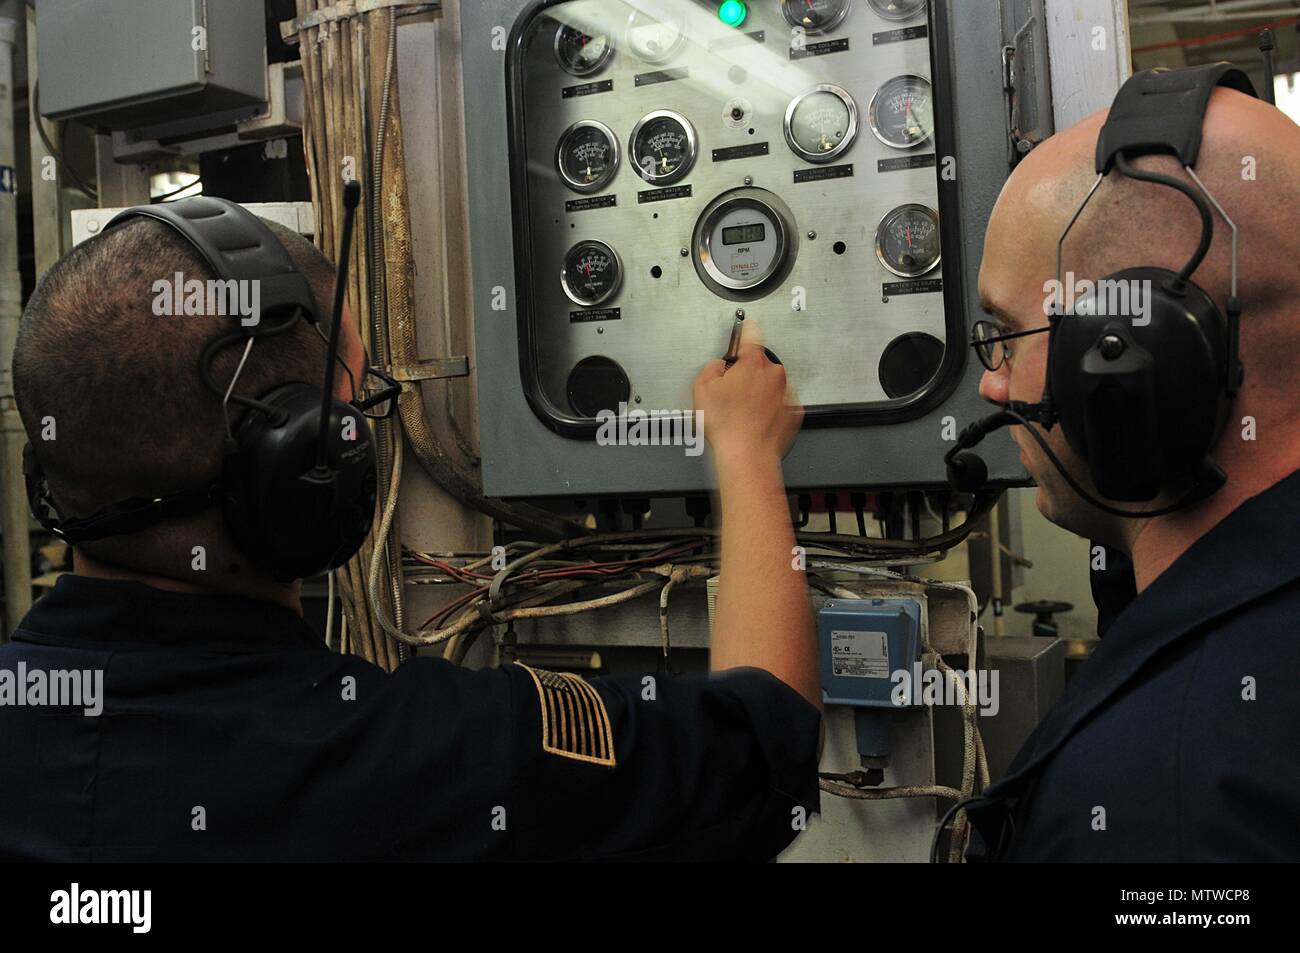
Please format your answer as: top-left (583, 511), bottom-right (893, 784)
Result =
top-left (876, 204), bottom-right (941, 278)
top-left (867, 0), bottom-right (926, 21)
top-left (562, 240), bottom-right (623, 306)
top-left (693, 188), bottom-right (798, 300)
top-left (553, 23), bottom-right (614, 76)
top-left (784, 85), bottom-right (858, 163)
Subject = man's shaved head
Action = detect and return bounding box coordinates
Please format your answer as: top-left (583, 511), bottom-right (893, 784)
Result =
top-left (13, 213), bottom-right (358, 577)
top-left (977, 87), bottom-right (1300, 549)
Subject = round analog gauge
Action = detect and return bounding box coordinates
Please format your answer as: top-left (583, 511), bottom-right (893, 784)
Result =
top-left (876, 204), bottom-right (941, 277)
top-left (626, 7), bottom-right (688, 64)
top-left (869, 74), bottom-right (934, 148)
top-left (867, 0), bottom-right (926, 21)
top-left (562, 240), bottom-right (623, 307)
top-left (556, 121), bottom-right (620, 194)
top-left (782, 0), bottom-right (854, 34)
top-left (784, 85), bottom-right (858, 163)
top-left (553, 23), bottom-right (614, 76)
top-left (693, 188), bottom-right (797, 298)
top-left (629, 111), bottom-right (698, 185)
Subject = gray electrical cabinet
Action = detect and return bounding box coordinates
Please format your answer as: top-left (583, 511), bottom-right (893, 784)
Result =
top-left (460, 0), bottom-right (1026, 498)
top-left (37, 0), bottom-right (267, 131)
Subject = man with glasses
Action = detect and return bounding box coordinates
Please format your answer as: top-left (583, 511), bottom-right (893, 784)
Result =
top-left (961, 86), bottom-right (1300, 861)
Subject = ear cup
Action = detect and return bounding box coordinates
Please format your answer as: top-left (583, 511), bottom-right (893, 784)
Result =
top-left (1048, 267), bottom-right (1230, 502)
top-left (222, 385), bottom-right (378, 581)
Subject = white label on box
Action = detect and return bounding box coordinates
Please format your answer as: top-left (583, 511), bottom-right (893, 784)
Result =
top-left (829, 630), bottom-right (890, 679)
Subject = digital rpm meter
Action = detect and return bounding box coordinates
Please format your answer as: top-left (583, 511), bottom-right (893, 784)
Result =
top-left (692, 189), bottom-right (798, 300)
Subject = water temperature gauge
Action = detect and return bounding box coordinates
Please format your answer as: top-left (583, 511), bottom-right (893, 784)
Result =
top-left (876, 204), bottom-right (941, 278)
top-left (629, 110), bottom-right (698, 185)
top-left (784, 85), bottom-right (858, 164)
top-left (869, 74), bottom-right (934, 149)
top-left (556, 120), bottom-right (619, 193)
top-left (562, 240), bottom-right (623, 306)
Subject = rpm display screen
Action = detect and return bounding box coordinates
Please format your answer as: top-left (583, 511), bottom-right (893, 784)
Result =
top-left (722, 223), bottom-right (766, 246)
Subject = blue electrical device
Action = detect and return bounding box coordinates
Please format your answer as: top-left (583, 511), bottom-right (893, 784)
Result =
top-left (816, 598), bottom-right (923, 758)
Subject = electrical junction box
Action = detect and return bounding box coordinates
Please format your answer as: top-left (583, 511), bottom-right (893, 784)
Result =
top-left (37, 0), bottom-right (267, 132)
top-left (817, 597), bottom-right (922, 708)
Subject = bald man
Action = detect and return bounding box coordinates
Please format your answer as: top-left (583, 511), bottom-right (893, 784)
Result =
top-left (965, 80), bottom-right (1300, 861)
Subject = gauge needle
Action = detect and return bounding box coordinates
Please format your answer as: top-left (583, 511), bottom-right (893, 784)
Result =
top-left (905, 97), bottom-right (923, 140)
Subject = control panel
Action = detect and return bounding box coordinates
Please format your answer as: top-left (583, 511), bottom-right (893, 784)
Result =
top-left (508, 0), bottom-right (960, 436)
top-left (462, 0), bottom-right (1024, 497)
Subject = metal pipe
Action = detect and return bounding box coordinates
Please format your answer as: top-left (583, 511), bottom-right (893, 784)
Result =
top-left (0, 11), bottom-right (33, 638)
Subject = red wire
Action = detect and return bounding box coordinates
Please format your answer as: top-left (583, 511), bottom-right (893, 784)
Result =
top-left (1131, 15), bottom-right (1300, 54)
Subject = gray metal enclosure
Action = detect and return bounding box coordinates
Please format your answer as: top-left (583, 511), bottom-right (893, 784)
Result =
top-left (460, 0), bottom-right (1025, 499)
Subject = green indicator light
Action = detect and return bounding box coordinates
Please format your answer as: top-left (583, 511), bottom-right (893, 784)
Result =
top-left (719, 0), bottom-right (747, 28)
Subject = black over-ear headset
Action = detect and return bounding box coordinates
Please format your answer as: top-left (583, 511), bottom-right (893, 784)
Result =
top-left (947, 63), bottom-right (1258, 517)
top-left (23, 183), bottom-right (378, 581)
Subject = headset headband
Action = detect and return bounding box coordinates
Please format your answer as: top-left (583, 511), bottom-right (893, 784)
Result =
top-left (103, 197), bottom-right (320, 328)
top-left (1096, 64), bottom-right (1257, 173)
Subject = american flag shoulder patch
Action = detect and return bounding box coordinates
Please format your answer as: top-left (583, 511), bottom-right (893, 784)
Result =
top-left (515, 663), bottom-right (616, 767)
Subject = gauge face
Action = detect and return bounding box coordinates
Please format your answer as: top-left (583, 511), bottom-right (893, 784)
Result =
top-left (562, 240), bottom-right (623, 307)
top-left (694, 188), bottom-right (796, 298)
top-left (629, 111), bottom-right (698, 185)
top-left (869, 74), bottom-right (934, 149)
top-left (556, 121), bottom-right (619, 193)
top-left (782, 0), bottom-right (854, 34)
top-left (626, 8), bottom-right (688, 63)
top-left (876, 204), bottom-right (941, 278)
top-left (553, 24), bottom-right (613, 76)
top-left (867, 0), bottom-right (926, 21)
top-left (784, 85), bottom-right (858, 163)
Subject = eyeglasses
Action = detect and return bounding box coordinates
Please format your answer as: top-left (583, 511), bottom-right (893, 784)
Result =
top-left (314, 323), bottom-right (403, 420)
top-left (971, 319), bottom-right (1052, 372)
